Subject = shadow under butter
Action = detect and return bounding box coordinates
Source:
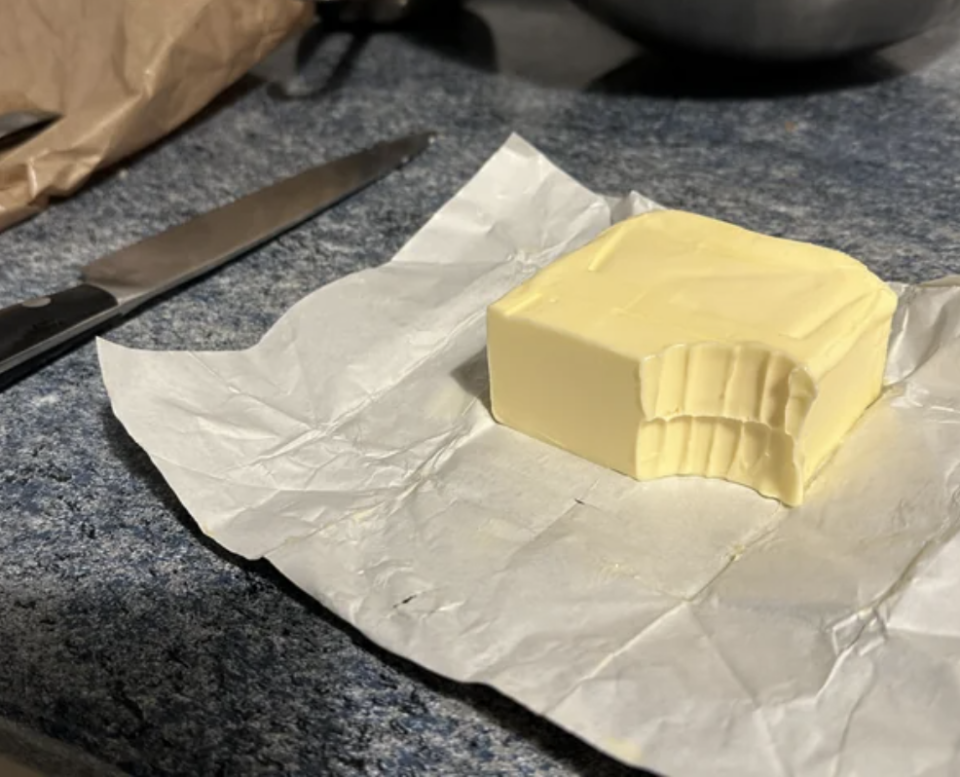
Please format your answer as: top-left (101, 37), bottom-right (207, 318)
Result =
top-left (450, 347), bottom-right (493, 415)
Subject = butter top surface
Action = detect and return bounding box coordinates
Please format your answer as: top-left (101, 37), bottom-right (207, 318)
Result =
top-left (495, 210), bottom-right (898, 378)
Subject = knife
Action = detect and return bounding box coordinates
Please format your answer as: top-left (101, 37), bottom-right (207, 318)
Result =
top-left (0, 131), bottom-right (433, 389)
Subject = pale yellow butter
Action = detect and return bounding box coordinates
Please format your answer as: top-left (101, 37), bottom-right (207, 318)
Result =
top-left (487, 210), bottom-right (897, 505)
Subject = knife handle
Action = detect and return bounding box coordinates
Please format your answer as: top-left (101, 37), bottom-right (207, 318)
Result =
top-left (0, 284), bottom-right (118, 387)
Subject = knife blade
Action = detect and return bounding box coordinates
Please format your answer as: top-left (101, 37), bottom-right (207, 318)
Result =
top-left (0, 130), bottom-right (434, 389)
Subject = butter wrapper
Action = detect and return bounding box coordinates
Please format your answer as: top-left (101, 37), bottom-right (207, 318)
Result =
top-left (99, 136), bottom-right (960, 777)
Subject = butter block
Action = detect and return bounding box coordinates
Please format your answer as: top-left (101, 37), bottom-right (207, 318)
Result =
top-left (487, 210), bottom-right (897, 505)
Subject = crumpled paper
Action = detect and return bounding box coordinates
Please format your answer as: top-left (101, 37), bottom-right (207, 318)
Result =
top-left (99, 135), bottom-right (960, 777)
top-left (0, 0), bottom-right (312, 234)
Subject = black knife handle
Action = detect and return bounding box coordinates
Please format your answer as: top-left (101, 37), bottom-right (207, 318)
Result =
top-left (0, 284), bottom-right (119, 386)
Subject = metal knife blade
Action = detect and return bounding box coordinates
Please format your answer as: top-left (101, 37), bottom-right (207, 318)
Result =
top-left (0, 130), bottom-right (434, 388)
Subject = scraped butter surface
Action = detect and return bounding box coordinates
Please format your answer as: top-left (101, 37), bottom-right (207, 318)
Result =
top-left (486, 210), bottom-right (898, 505)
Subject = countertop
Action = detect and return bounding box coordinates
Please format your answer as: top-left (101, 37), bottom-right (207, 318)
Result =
top-left (3, 1), bottom-right (960, 774)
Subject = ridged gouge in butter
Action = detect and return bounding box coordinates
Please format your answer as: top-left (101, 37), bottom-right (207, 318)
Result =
top-left (487, 210), bottom-right (898, 505)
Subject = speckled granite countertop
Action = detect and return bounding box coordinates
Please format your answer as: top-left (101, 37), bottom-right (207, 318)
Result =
top-left (3, 1), bottom-right (960, 775)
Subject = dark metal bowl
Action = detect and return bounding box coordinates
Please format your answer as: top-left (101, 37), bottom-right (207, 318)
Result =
top-left (573, 0), bottom-right (960, 60)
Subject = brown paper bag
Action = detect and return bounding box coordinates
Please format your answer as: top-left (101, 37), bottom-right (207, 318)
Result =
top-left (0, 0), bottom-right (313, 234)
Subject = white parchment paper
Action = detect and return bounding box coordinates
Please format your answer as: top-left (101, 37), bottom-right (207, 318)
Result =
top-left (99, 135), bottom-right (960, 777)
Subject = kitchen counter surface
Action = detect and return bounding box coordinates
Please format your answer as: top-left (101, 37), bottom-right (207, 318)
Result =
top-left (3, 1), bottom-right (960, 775)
